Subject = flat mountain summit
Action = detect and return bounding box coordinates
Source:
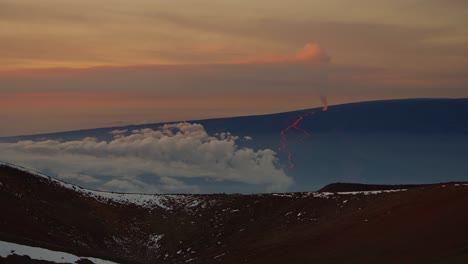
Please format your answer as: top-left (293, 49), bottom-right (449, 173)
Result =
top-left (2, 98), bottom-right (468, 194)
top-left (1, 163), bottom-right (467, 263)
top-left (3, 98), bottom-right (468, 142)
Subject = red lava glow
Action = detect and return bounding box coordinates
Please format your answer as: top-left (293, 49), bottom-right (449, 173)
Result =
top-left (279, 100), bottom-right (327, 169)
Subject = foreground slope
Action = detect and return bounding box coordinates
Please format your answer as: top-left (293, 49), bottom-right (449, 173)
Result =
top-left (1, 164), bottom-right (468, 263)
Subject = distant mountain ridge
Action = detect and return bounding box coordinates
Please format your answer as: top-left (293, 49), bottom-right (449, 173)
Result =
top-left (2, 98), bottom-right (468, 142)
top-left (1, 98), bottom-right (468, 193)
top-left (317, 182), bottom-right (467, 192)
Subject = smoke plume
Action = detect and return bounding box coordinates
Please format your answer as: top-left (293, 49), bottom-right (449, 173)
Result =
top-left (320, 96), bottom-right (328, 111)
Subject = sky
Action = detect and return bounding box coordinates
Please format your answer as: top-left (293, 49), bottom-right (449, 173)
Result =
top-left (1, 0), bottom-right (468, 136)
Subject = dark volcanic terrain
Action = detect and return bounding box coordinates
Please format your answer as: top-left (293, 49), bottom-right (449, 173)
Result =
top-left (1, 163), bottom-right (467, 263)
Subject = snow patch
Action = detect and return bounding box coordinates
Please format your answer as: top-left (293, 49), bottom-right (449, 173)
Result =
top-left (311, 192), bottom-right (334, 198)
top-left (0, 240), bottom-right (117, 264)
top-left (302, 189), bottom-right (407, 198)
top-left (272, 193), bottom-right (295, 198)
top-left (147, 234), bottom-right (164, 250)
top-left (213, 253), bottom-right (226, 259)
top-left (336, 189), bottom-right (408, 195)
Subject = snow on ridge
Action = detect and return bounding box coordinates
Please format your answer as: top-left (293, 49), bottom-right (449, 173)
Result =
top-left (81, 189), bottom-right (173, 210)
top-left (308, 189), bottom-right (407, 197)
top-left (0, 161), bottom-right (54, 181)
top-left (336, 189), bottom-right (408, 195)
top-left (0, 161), bottom-right (204, 210)
top-left (270, 189), bottom-right (407, 199)
top-left (272, 193), bottom-right (295, 198)
top-left (0, 240), bottom-right (117, 264)
top-left (311, 192), bottom-right (335, 198)
top-left (270, 192), bottom-right (334, 199)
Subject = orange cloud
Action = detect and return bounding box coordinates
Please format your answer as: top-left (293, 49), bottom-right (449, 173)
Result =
top-left (234, 43), bottom-right (330, 64)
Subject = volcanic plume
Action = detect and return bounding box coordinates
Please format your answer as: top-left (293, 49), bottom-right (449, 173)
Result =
top-left (320, 96), bottom-right (328, 111)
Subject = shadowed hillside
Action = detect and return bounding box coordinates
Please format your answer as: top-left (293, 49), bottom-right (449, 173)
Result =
top-left (1, 164), bottom-right (467, 263)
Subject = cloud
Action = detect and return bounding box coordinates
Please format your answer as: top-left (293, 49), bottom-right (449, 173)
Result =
top-left (76, 174), bottom-right (102, 183)
top-left (109, 129), bottom-right (128, 135)
top-left (0, 123), bottom-right (292, 193)
top-left (235, 43), bottom-right (330, 64)
top-left (104, 179), bottom-right (143, 192)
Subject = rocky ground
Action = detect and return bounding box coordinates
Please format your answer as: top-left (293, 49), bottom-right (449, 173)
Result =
top-left (1, 164), bottom-right (467, 264)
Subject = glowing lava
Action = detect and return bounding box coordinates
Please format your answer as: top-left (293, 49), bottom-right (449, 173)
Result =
top-left (279, 99), bottom-right (327, 169)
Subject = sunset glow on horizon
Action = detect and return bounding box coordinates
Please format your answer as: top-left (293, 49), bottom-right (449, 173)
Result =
top-left (1, 0), bottom-right (468, 136)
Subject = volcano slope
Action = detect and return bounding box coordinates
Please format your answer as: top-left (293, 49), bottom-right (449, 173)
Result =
top-left (0, 164), bottom-right (467, 264)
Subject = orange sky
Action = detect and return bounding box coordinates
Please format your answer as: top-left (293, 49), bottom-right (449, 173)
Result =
top-left (1, 0), bottom-right (467, 136)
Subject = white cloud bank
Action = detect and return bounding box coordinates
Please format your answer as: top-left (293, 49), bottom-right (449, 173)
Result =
top-left (0, 123), bottom-right (292, 193)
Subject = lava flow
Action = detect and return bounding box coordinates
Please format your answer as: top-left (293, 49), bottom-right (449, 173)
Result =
top-left (279, 97), bottom-right (327, 169)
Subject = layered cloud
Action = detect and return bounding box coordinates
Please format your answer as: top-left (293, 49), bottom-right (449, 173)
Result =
top-left (0, 123), bottom-right (292, 193)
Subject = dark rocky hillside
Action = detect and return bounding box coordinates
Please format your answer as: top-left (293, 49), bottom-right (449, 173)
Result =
top-left (1, 164), bottom-right (467, 263)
